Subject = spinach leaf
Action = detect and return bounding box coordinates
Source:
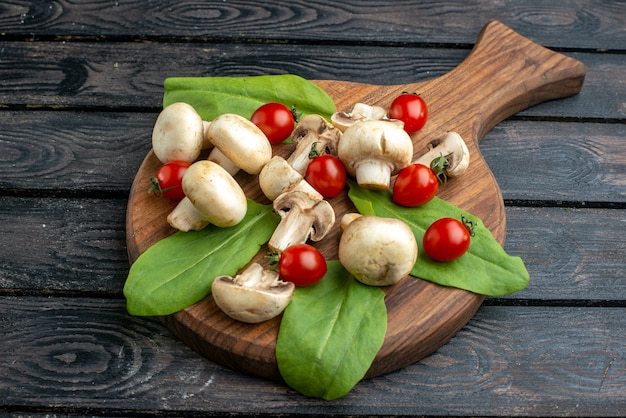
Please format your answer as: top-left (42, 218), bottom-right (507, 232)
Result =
top-left (124, 199), bottom-right (280, 316)
top-left (163, 74), bottom-right (337, 121)
top-left (348, 183), bottom-right (530, 296)
top-left (276, 261), bottom-right (387, 400)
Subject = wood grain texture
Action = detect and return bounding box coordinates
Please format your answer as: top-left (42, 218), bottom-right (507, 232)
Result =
top-left (1, 43), bottom-right (622, 118)
top-left (2, 198), bottom-right (625, 304)
top-left (1, 297), bottom-right (625, 416)
top-left (124, 21), bottom-right (585, 381)
top-left (0, 197), bottom-right (128, 293)
top-left (1, 113), bottom-right (624, 202)
top-left (2, 1), bottom-right (625, 50)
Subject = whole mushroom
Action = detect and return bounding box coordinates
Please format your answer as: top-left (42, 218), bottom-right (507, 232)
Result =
top-left (286, 114), bottom-right (342, 175)
top-left (211, 263), bottom-right (295, 323)
top-left (337, 120), bottom-right (413, 190)
top-left (152, 102), bottom-right (205, 163)
top-left (339, 214), bottom-right (418, 287)
top-left (258, 155), bottom-right (323, 201)
top-left (167, 160), bottom-right (247, 232)
top-left (268, 190), bottom-right (335, 252)
top-left (413, 131), bottom-right (470, 181)
top-left (207, 113), bottom-right (272, 175)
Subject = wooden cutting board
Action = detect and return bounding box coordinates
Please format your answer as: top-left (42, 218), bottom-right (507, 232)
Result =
top-left (126, 20), bottom-right (585, 381)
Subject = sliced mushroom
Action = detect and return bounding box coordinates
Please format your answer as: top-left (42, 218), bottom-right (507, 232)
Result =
top-left (286, 114), bottom-right (342, 175)
top-left (339, 214), bottom-right (418, 287)
top-left (152, 102), bottom-right (205, 163)
top-left (413, 131), bottom-right (470, 180)
top-left (337, 120), bottom-right (413, 190)
top-left (331, 102), bottom-right (402, 132)
top-left (211, 263), bottom-right (295, 323)
top-left (207, 113), bottom-right (272, 175)
top-left (167, 160), bottom-right (247, 231)
top-left (258, 155), bottom-right (323, 201)
top-left (268, 190), bottom-right (335, 252)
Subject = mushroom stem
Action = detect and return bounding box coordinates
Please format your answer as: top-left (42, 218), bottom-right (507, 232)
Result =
top-left (207, 147), bottom-right (240, 176)
top-left (352, 159), bottom-right (395, 190)
top-left (167, 196), bottom-right (211, 231)
top-left (268, 190), bottom-right (335, 252)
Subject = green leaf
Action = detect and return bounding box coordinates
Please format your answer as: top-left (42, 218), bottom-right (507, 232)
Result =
top-left (276, 261), bottom-right (387, 400)
top-left (348, 182), bottom-right (530, 296)
top-left (163, 74), bottom-right (337, 121)
top-left (124, 199), bottom-right (280, 316)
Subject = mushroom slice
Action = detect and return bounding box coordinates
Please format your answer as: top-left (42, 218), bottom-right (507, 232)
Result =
top-left (212, 263), bottom-right (295, 323)
top-left (286, 114), bottom-right (342, 175)
top-left (258, 156), bottom-right (322, 201)
top-left (268, 190), bottom-right (336, 252)
top-left (339, 215), bottom-right (418, 287)
top-left (207, 113), bottom-right (272, 175)
top-left (152, 102), bottom-right (205, 163)
top-left (331, 102), bottom-right (402, 132)
top-left (167, 160), bottom-right (247, 231)
top-left (414, 131), bottom-right (470, 181)
top-left (338, 120), bottom-right (413, 190)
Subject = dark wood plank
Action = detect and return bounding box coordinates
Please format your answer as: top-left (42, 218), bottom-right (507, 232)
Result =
top-left (0, 111), bottom-right (152, 194)
top-left (1, 297), bottom-right (625, 416)
top-left (2, 110), bottom-right (623, 202)
top-left (482, 121), bottom-right (626, 204)
top-left (0, 42), bottom-right (624, 120)
top-left (1, 197), bottom-right (624, 303)
top-left (2, 1), bottom-right (625, 50)
top-left (0, 197), bottom-right (128, 294)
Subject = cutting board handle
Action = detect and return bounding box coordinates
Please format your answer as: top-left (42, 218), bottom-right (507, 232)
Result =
top-left (419, 20), bottom-right (586, 142)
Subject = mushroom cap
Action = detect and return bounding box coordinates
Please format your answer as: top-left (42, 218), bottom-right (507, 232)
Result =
top-left (338, 215), bottom-right (418, 286)
top-left (338, 120), bottom-right (413, 189)
top-left (330, 102), bottom-right (389, 132)
top-left (414, 131), bottom-right (470, 177)
top-left (207, 113), bottom-right (272, 175)
top-left (182, 160), bottom-right (247, 228)
top-left (211, 263), bottom-right (295, 323)
top-left (152, 102), bottom-right (204, 163)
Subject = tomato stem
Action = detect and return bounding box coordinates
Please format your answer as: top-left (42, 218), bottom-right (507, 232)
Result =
top-left (430, 153), bottom-right (451, 184)
top-left (461, 215), bottom-right (476, 237)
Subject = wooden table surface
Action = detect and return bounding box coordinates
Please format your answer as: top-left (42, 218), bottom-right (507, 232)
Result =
top-left (1, 1), bottom-right (625, 417)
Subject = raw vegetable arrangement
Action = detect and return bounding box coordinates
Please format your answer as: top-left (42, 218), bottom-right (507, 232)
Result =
top-left (124, 74), bottom-right (529, 400)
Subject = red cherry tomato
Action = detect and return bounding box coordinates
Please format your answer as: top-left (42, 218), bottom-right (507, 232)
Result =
top-left (392, 163), bottom-right (439, 207)
top-left (388, 93), bottom-right (428, 134)
top-left (150, 160), bottom-right (191, 200)
top-left (278, 244), bottom-right (327, 286)
top-left (423, 217), bottom-right (473, 262)
top-left (305, 154), bottom-right (347, 198)
top-left (250, 102), bottom-right (296, 144)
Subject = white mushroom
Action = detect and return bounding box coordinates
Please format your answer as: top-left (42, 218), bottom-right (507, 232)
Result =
top-left (413, 131), bottom-right (470, 181)
top-left (167, 160), bottom-right (247, 232)
top-left (331, 102), bottom-right (402, 132)
top-left (337, 120), bottom-right (413, 190)
top-left (268, 190), bottom-right (335, 252)
top-left (338, 215), bottom-right (418, 287)
top-left (211, 263), bottom-right (295, 323)
top-left (286, 114), bottom-right (342, 175)
top-left (258, 156), bottom-right (323, 201)
top-left (152, 102), bottom-right (205, 163)
top-left (206, 113), bottom-right (272, 175)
